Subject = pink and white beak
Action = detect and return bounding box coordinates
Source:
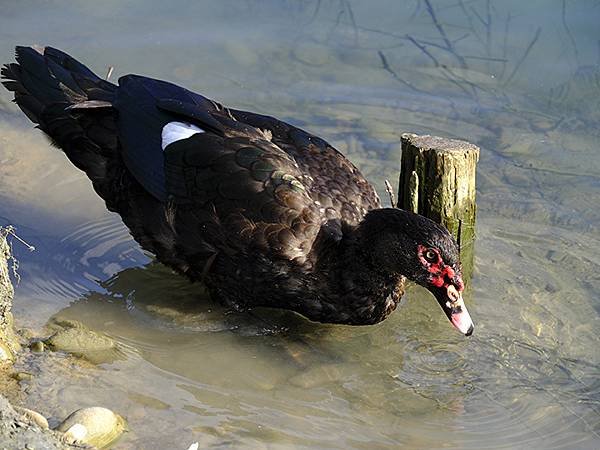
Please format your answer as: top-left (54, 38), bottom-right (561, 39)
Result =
top-left (434, 284), bottom-right (474, 336)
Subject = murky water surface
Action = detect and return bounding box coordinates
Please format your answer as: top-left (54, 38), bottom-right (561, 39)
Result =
top-left (1, 1), bottom-right (599, 448)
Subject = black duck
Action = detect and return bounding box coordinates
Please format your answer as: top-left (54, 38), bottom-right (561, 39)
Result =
top-left (1, 46), bottom-right (473, 335)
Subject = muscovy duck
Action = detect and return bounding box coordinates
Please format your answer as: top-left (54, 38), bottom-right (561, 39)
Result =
top-left (1, 46), bottom-right (473, 335)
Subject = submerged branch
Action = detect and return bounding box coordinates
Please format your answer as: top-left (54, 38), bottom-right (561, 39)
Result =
top-left (1, 226), bottom-right (35, 252)
top-left (377, 50), bottom-right (425, 93)
top-left (500, 12), bottom-right (512, 79)
top-left (439, 66), bottom-right (478, 101)
top-left (0, 226), bottom-right (34, 286)
top-left (343, 0), bottom-right (359, 45)
top-left (423, 0), bottom-right (468, 69)
top-left (504, 26), bottom-right (541, 86)
top-left (458, 0), bottom-right (483, 45)
top-left (307, 0), bottom-right (322, 25)
top-left (463, 55), bottom-right (507, 62)
top-left (561, 0), bottom-right (580, 66)
top-left (405, 35), bottom-right (440, 67)
top-left (469, 0), bottom-right (492, 57)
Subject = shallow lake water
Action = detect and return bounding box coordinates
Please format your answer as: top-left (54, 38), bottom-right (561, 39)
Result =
top-left (1, 0), bottom-right (600, 448)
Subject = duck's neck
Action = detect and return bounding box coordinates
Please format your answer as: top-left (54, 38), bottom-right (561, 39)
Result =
top-left (299, 224), bottom-right (405, 325)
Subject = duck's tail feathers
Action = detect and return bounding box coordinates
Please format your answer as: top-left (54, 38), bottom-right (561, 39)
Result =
top-left (1, 46), bottom-right (118, 186)
top-left (1, 46), bottom-right (115, 125)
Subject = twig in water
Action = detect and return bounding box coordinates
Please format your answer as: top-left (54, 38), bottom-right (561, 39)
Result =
top-left (440, 66), bottom-right (479, 102)
top-left (343, 0), bottom-right (359, 46)
top-left (326, 3), bottom-right (346, 43)
top-left (3, 226), bottom-right (35, 252)
top-left (326, 0), bottom-right (358, 45)
top-left (356, 25), bottom-right (404, 41)
top-left (485, 0), bottom-right (492, 57)
top-left (444, 62), bottom-right (496, 98)
top-left (307, 0), bottom-right (322, 25)
top-left (405, 35), bottom-right (440, 67)
top-left (561, 0), bottom-right (580, 66)
top-left (377, 50), bottom-right (425, 93)
top-left (504, 27), bottom-right (542, 86)
top-left (458, 0), bottom-right (483, 45)
top-left (463, 55), bottom-right (507, 63)
top-left (423, 0), bottom-right (468, 69)
top-left (469, 0), bottom-right (492, 57)
top-left (452, 33), bottom-right (471, 45)
top-left (384, 179), bottom-right (396, 208)
top-left (500, 12), bottom-right (512, 79)
top-left (1, 226), bottom-right (34, 285)
top-left (409, 0), bottom-right (422, 21)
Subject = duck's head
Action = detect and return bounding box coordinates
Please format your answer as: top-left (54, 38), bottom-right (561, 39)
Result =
top-left (359, 208), bottom-right (474, 336)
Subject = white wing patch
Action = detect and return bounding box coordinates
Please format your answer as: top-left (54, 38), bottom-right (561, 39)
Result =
top-left (161, 121), bottom-right (204, 150)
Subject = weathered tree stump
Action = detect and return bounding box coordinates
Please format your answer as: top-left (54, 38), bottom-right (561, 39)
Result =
top-left (0, 228), bottom-right (20, 362)
top-left (398, 133), bottom-right (479, 280)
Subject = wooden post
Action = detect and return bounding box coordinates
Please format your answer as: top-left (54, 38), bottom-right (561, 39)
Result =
top-left (0, 228), bottom-right (20, 362)
top-left (398, 133), bottom-right (479, 280)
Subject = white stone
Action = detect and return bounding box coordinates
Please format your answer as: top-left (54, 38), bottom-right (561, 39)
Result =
top-left (57, 406), bottom-right (126, 448)
top-left (63, 423), bottom-right (87, 443)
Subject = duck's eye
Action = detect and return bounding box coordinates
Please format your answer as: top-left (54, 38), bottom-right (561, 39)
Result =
top-left (424, 248), bottom-right (438, 263)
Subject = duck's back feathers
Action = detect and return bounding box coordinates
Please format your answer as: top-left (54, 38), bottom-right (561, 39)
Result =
top-left (230, 109), bottom-right (381, 225)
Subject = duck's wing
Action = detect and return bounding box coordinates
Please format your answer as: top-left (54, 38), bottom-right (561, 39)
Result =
top-left (113, 75), bottom-right (230, 200)
top-left (113, 75), bottom-right (326, 263)
top-left (230, 109), bottom-right (381, 226)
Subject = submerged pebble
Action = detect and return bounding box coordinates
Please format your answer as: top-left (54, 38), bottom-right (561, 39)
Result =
top-left (288, 363), bottom-right (360, 389)
top-left (11, 371), bottom-right (33, 382)
top-left (14, 406), bottom-right (49, 429)
top-left (44, 318), bottom-right (119, 364)
top-left (57, 406), bottom-right (127, 448)
top-left (29, 340), bottom-right (44, 353)
top-left (45, 327), bottom-right (115, 353)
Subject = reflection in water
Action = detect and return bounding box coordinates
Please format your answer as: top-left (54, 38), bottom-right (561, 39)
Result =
top-left (1, 0), bottom-right (600, 448)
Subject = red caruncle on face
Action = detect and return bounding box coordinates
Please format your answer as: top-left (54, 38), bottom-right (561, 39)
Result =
top-left (417, 244), bottom-right (464, 291)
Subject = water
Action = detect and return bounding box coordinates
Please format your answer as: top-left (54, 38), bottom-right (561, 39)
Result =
top-left (1, 0), bottom-right (599, 448)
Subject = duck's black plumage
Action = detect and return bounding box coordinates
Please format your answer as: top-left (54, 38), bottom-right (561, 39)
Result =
top-left (2, 46), bottom-right (474, 333)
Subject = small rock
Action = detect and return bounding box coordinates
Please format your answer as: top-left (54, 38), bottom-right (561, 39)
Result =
top-left (288, 363), bottom-right (359, 389)
top-left (45, 327), bottom-right (115, 353)
top-left (56, 406), bottom-right (127, 448)
top-left (44, 321), bottom-right (120, 364)
top-left (17, 328), bottom-right (35, 341)
top-left (14, 407), bottom-right (49, 430)
top-left (11, 371), bottom-right (33, 382)
top-left (0, 341), bottom-right (12, 362)
top-left (62, 423), bottom-right (87, 443)
top-left (29, 340), bottom-right (44, 353)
